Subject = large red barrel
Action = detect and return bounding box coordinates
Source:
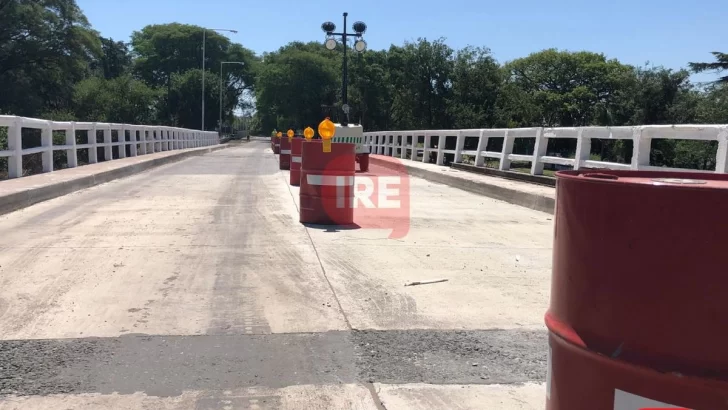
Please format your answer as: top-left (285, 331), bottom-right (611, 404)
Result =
top-left (279, 137), bottom-right (291, 170)
top-left (290, 137), bottom-right (303, 186)
top-left (547, 170), bottom-right (728, 410)
top-left (299, 141), bottom-right (355, 225)
top-left (270, 136), bottom-right (275, 151)
top-left (273, 137), bottom-right (280, 154)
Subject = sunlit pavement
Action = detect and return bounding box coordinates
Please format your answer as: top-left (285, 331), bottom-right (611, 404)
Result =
top-left (0, 140), bottom-right (550, 409)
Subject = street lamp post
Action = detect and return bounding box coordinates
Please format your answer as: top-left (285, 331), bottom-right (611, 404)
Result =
top-left (219, 61), bottom-right (245, 136)
top-left (201, 27), bottom-right (237, 131)
top-left (321, 13), bottom-right (367, 126)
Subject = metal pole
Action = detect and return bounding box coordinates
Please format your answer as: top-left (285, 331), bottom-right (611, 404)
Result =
top-left (341, 12), bottom-right (349, 126)
top-left (219, 63), bottom-right (223, 136)
top-left (201, 29), bottom-right (206, 131)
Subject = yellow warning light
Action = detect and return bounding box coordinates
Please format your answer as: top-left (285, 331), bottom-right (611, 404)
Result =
top-left (318, 118), bottom-right (336, 153)
top-left (303, 127), bottom-right (314, 140)
top-left (287, 129), bottom-right (294, 140)
top-left (276, 132), bottom-right (282, 138)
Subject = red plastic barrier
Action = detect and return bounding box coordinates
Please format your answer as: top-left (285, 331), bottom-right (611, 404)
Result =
top-left (290, 138), bottom-right (303, 186)
top-left (547, 170), bottom-right (728, 410)
top-left (279, 137), bottom-right (291, 170)
top-left (299, 141), bottom-right (355, 225)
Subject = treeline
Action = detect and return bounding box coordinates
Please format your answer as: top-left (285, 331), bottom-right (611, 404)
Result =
top-left (0, 0), bottom-right (257, 129)
top-left (2, 0), bottom-right (728, 172)
top-left (256, 42), bottom-right (728, 170)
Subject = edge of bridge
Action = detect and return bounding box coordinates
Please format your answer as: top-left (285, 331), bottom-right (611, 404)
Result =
top-left (0, 144), bottom-right (230, 217)
top-left (369, 154), bottom-right (556, 214)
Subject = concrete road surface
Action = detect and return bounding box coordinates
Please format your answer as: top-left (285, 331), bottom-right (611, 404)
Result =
top-left (0, 141), bottom-right (552, 409)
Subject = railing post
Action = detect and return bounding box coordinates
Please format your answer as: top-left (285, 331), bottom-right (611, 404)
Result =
top-left (139, 127), bottom-right (147, 155)
top-left (630, 126), bottom-right (650, 170)
top-left (89, 123), bottom-right (98, 163)
top-left (715, 126), bottom-right (728, 173)
top-left (454, 131), bottom-right (466, 164)
top-left (474, 130), bottom-right (487, 167)
top-left (103, 126), bottom-right (112, 161)
top-left (66, 122), bottom-right (78, 167)
top-left (530, 128), bottom-right (547, 175)
top-left (436, 133), bottom-right (447, 166)
top-left (422, 133), bottom-right (431, 163)
top-left (160, 128), bottom-right (167, 151)
top-left (130, 127), bottom-right (138, 157)
top-left (118, 126), bottom-right (127, 159)
top-left (499, 129), bottom-right (515, 171)
top-left (42, 121), bottom-right (53, 173)
top-left (573, 128), bottom-right (590, 170)
top-left (149, 128), bottom-right (156, 153)
top-left (401, 134), bottom-right (409, 159)
top-left (7, 116), bottom-right (22, 178)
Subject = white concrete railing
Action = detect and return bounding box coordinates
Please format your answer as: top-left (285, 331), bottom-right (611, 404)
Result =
top-left (363, 125), bottom-right (728, 174)
top-left (0, 115), bottom-right (219, 179)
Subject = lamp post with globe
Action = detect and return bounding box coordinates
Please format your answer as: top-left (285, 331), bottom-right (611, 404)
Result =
top-left (321, 13), bottom-right (367, 126)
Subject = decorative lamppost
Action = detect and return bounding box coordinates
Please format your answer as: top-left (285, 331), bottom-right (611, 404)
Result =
top-left (201, 27), bottom-right (237, 131)
top-left (321, 13), bottom-right (367, 126)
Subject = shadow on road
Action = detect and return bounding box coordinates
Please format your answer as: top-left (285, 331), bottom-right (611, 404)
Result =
top-left (302, 223), bottom-right (362, 233)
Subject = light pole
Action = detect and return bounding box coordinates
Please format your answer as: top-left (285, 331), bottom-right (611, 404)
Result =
top-left (321, 13), bottom-right (367, 126)
top-left (219, 61), bottom-right (245, 136)
top-left (201, 27), bottom-right (237, 131)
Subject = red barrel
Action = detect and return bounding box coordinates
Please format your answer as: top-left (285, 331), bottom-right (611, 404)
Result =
top-left (270, 136), bottom-right (275, 151)
top-left (547, 170), bottom-right (728, 410)
top-left (273, 137), bottom-right (280, 154)
top-left (290, 138), bottom-right (303, 186)
top-left (279, 137), bottom-right (291, 170)
top-left (299, 141), bottom-right (356, 225)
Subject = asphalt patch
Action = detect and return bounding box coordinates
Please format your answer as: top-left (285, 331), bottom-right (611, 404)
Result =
top-left (0, 329), bottom-right (546, 397)
top-left (352, 329), bottom-right (546, 385)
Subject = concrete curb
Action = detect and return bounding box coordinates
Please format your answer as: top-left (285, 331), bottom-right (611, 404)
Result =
top-left (370, 156), bottom-right (555, 215)
top-left (450, 163), bottom-right (556, 187)
top-left (0, 144), bottom-right (229, 216)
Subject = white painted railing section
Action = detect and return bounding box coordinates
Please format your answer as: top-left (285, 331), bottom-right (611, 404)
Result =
top-left (0, 115), bottom-right (220, 179)
top-left (363, 125), bottom-right (728, 174)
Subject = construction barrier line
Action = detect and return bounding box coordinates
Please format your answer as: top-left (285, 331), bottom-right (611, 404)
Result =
top-left (292, 156), bottom-right (302, 163)
top-left (281, 150), bottom-right (292, 154)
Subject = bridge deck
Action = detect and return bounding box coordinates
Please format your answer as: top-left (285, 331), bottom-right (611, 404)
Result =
top-left (0, 140), bottom-right (551, 409)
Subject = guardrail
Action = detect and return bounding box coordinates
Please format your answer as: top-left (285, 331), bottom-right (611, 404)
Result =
top-left (363, 125), bottom-right (728, 174)
top-left (0, 115), bottom-right (219, 179)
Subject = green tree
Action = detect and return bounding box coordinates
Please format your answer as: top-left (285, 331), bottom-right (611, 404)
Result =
top-left (608, 65), bottom-right (697, 126)
top-left (689, 52), bottom-right (728, 84)
top-left (696, 84), bottom-right (728, 123)
top-left (131, 23), bottom-right (257, 129)
top-left (254, 45), bottom-right (339, 132)
top-left (505, 49), bottom-right (633, 127)
top-left (447, 47), bottom-right (502, 129)
top-left (163, 69), bottom-right (224, 129)
top-left (72, 75), bottom-right (160, 124)
top-left (0, 0), bottom-right (101, 116)
top-left (349, 50), bottom-right (393, 130)
top-left (92, 37), bottom-right (133, 79)
top-left (387, 39), bottom-right (454, 129)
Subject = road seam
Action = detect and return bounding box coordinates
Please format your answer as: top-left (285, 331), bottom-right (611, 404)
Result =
top-left (276, 147), bottom-right (354, 331)
top-left (364, 382), bottom-right (389, 410)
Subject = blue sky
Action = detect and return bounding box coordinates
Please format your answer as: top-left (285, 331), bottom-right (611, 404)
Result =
top-left (77, 0), bottom-right (726, 83)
